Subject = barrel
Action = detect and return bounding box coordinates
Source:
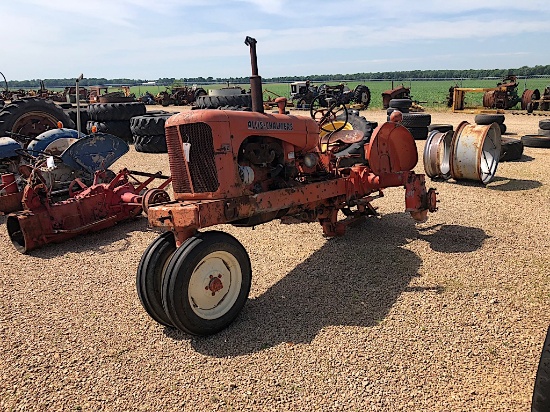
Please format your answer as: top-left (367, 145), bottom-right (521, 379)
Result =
top-left (450, 121), bottom-right (501, 184)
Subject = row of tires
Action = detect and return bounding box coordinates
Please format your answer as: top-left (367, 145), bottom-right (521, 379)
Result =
top-left (386, 99), bottom-right (431, 140)
top-left (64, 103), bottom-right (172, 153)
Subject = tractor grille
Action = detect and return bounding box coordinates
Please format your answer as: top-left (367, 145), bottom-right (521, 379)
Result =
top-left (165, 122), bottom-right (219, 194)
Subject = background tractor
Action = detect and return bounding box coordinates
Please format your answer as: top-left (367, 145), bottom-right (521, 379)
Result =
top-left (290, 81), bottom-right (371, 109)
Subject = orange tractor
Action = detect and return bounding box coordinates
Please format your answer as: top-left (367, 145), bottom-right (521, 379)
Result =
top-left (137, 37), bottom-right (438, 336)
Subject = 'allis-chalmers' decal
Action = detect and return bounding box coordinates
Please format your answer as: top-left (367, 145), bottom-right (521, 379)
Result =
top-left (247, 120), bottom-right (293, 131)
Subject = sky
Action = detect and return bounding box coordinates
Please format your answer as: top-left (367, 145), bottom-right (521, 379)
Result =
top-left (2, 0), bottom-right (550, 81)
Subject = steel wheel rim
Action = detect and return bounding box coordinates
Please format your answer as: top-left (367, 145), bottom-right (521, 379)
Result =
top-left (12, 111), bottom-right (59, 138)
top-left (188, 250), bottom-right (242, 320)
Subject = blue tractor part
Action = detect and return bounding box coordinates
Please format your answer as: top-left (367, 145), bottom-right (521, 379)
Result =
top-left (60, 133), bottom-right (129, 175)
top-left (26, 128), bottom-right (81, 155)
top-left (0, 137), bottom-right (23, 159)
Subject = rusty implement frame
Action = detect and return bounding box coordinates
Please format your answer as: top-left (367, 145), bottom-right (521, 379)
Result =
top-left (6, 169), bottom-right (172, 253)
top-left (452, 88), bottom-right (506, 114)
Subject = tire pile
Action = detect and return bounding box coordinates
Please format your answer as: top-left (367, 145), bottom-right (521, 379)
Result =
top-left (521, 119), bottom-right (550, 149)
top-left (86, 102), bottom-right (146, 142)
top-left (194, 95), bottom-right (252, 110)
top-left (387, 98), bottom-right (432, 140)
top-left (130, 112), bottom-right (175, 153)
top-left (63, 102), bottom-right (174, 153)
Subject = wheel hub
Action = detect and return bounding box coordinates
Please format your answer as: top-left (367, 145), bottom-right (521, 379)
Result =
top-left (206, 274), bottom-right (223, 296)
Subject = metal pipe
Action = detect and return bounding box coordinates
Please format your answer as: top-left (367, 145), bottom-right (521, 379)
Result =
top-left (244, 36), bottom-right (264, 113)
top-left (76, 74), bottom-right (84, 137)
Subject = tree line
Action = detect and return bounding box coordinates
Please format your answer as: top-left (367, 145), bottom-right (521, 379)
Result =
top-left (5, 65), bottom-right (550, 88)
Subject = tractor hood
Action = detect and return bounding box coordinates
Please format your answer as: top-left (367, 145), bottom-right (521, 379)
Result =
top-left (27, 128), bottom-right (82, 155)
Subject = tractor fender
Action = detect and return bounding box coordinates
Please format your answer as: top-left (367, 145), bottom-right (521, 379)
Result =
top-left (60, 133), bottom-right (129, 174)
top-left (0, 137), bottom-right (23, 159)
top-left (27, 128), bottom-right (82, 155)
top-left (366, 122), bottom-right (418, 175)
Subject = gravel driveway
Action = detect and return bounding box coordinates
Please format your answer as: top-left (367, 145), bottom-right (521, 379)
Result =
top-left (1, 108), bottom-right (548, 411)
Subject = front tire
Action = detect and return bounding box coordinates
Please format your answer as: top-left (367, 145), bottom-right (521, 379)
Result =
top-left (136, 232), bottom-right (176, 327)
top-left (161, 231), bottom-right (251, 335)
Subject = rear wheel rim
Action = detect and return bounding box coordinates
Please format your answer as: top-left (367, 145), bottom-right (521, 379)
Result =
top-left (12, 111), bottom-right (59, 139)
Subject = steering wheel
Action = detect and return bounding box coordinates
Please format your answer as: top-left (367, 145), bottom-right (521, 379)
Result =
top-left (310, 95), bottom-right (349, 133)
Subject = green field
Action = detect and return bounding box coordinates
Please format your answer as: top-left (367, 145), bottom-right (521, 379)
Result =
top-left (127, 78), bottom-right (550, 110)
top-left (17, 78), bottom-right (550, 110)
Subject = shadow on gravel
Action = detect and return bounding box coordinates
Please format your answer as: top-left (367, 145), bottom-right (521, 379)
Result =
top-left (18, 216), bottom-right (148, 259)
top-left (515, 154), bottom-right (535, 162)
top-left (487, 176), bottom-right (542, 192)
top-left (179, 213), bottom-right (487, 356)
top-left (416, 223), bottom-right (489, 253)
top-left (437, 176), bottom-right (542, 191)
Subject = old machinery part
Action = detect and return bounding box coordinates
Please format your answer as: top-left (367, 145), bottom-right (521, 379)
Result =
top-left (521, 89), bottom-right (540, 110)
top-left (423, 130), bottom-right (453, 180)
top-left (310, 95), bottom-right (348, 133)
top-left (450, 121), bottom-right (501, 184)
top-left (0, 98), bottom-right (75, 144)
top-left (6, 168), bottom-right (171, 253)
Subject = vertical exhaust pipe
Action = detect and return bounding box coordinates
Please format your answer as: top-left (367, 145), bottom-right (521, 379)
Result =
top-left (244, 36), bottom-right (264, 113)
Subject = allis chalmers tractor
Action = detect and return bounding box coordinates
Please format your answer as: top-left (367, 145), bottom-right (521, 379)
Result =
top-left (137, 37), bottom-right (438, 336)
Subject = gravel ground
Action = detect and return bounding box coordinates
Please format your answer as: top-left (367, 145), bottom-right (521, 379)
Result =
top-left (0, 106), bottom-right (549, 411)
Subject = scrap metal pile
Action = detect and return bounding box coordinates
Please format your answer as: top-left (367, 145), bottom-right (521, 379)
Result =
top-left (0, 125), bottom-right (171, 253)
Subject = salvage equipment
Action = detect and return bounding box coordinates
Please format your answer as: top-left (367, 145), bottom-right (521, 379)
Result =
top-left (136, 37), bottom-right (438, 336)
top-left (6, 134), bottom-right (172, 253)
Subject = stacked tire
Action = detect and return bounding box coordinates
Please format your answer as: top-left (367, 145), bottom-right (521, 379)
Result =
top-left (475, 114), bottom-right (506, 135)
top-left (87, 102), bottom-right (146, 142)
top-left (65, 107), bottom-right (89, 132)
top-left (386, 98), bottom-right (431, 139)
top-left (521, 119), bottom-right (550, 149)
top-left (130, 112), bottom-right (175, 153)
top-left (387, 98), bottom-right (412, 114)
top-left (194, 95), bottom-right (252, 110)
top-left (536, 119), bottom-right (550, 140)
top-left (400, 113), bottom-right (432, 140)
top-left (428, 124), bottom-right (453, 133)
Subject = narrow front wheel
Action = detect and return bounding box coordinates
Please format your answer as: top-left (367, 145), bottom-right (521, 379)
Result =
top-left (161, 231), bottom-right (251, 335)
top-left (136, 232), bottom-right (176, 327)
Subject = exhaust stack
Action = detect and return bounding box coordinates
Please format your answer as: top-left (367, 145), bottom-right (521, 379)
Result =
top-left (244, 36), bottom-right (264, 113)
